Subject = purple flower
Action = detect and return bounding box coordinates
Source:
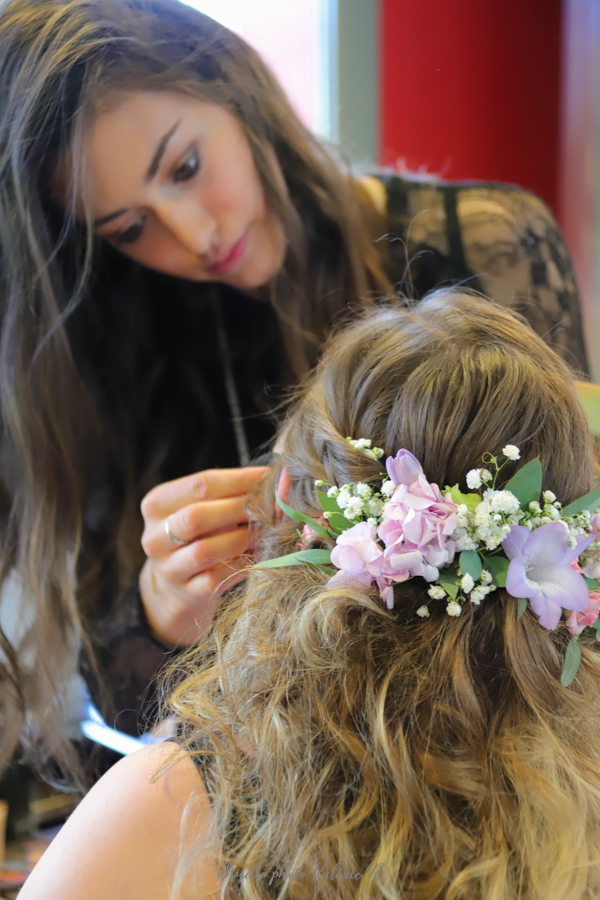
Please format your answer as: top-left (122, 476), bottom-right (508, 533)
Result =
top-left (502, 522), bottom-right (593, 630)
top-left (386, 449), bottom-right (422, 487)
top-left (378, 475), bottom-right (459, 570)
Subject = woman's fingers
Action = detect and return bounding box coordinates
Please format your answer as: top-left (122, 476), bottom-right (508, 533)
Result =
top-left (142, 495), bottom-right (249, 555)
top-left (139, 557), bottom-right (249, 647)
top-left (185, 558), bottom-right (249, 602)
top-left (141, 466), bottom-right (269, 520)
top-left (161, 526), bottom-right (252, 584)
top-left (139, 465), bottom-right (269, 647)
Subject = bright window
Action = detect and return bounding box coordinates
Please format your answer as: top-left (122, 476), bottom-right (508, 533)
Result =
top-left (181, 0), bottom-right (330, 137)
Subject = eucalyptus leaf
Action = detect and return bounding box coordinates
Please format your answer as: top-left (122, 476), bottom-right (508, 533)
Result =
top-left (562, 487), bottom-right (600, 518)
top-left (438, 571), bottom-right (460, 600)
top-left (517, 598), bottom-right (528, 618)
top-left (505, 458), bottom-right (542, 510)
top-left (317, 491), bottom-right (344, 515)
top-left (584, 576), bottom-right (600, 590)
top-left (325, 511), bottom-right (357, 534)
top-left (251, 549), bottom-right (333, 570)
top-left (459, 550), bottom-right (482, 581)
top-left (315, 492), bottom-right (358, 532)
top-left (485, 556), bottom-right (510, 588)
top-left (275, 492), bottom-right (330, 539)
top-left (445, 484), bottom-right (480, 513)
top-left (561, 635), bottom-right (582, 687)
top-left (592, 614), bottom-right (600, 630)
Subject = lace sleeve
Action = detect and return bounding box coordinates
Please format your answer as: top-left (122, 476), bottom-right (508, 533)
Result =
top-left (381, 177), bottom-right (589, 375)
top-left (455, 185), bottom-right (588, 374)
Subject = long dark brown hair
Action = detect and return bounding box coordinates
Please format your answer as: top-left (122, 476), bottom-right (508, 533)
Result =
top-left (0, 0), bottom-right (390, 782)
top-left (169, 292), bottom-right (600, 899)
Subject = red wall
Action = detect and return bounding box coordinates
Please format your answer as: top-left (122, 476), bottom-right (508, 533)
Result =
top-left (380, 0), bottom-right (562, 213)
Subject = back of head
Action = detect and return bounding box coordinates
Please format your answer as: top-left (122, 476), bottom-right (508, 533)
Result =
top-left (170, 291), bottom-right (600, 900)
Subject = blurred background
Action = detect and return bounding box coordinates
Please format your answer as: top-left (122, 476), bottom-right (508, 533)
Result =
top-left (184, 0), bottom-right (600, 383)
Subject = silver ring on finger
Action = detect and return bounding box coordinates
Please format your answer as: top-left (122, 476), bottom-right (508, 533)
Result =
top-left (165, 516), bottom-right (191, 547)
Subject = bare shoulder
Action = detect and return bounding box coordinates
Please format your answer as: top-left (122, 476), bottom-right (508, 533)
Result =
top-left (19, 742), bottom-right (219, 900)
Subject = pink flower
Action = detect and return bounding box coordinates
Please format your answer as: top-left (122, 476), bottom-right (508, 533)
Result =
top-left (381, 548), bottom-right (427, 581)
top-left (567, 591), bottom-right (600, 637)
top-left (378, 474), bottom-right (459, 570)
top-left (330, 521), bottom-right (384, 579)
top-left (299, 519), bottom-right (328, 549)
top-left (328, 520), bottom-right (428, 610)
top-left (582, 513), bottom-right (600, 579)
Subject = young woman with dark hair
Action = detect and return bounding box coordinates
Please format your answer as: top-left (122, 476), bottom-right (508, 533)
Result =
top-left (0, 0), bottom-right (588, 780)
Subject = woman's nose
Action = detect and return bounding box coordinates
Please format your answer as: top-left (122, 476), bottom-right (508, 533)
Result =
top-left (154, 200), bottom-right (217, 260)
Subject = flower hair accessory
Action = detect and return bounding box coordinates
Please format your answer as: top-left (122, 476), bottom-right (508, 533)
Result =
top-left (253, 438), bottom-right (600, 686)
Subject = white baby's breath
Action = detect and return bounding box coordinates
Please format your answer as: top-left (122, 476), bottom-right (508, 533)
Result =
top-left (489, 491), bottom-right (520, 515)
top-left (502, 445), bottom-right (520, 460)
top-left (345, 497), bottom-right (364, 518)
top-left (461, 574), bottom-right (474, 593)
top-left (446, 601), bottom-right (462, 617)
top-left (428, 585), bottom-right (447, 600)
top-left (381, 480), bottom-right (395, 498)
top-left (466, 469), bottom-right (482, 490)
top-left (417, 606), bottom-right (430, 618)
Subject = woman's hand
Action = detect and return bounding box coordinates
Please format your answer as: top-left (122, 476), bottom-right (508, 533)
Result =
top-left (139, 466), bottom-right (269, 647)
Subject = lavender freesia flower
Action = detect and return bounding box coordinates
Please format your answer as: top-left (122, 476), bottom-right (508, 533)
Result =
top-left (386, 449), bottom-right (422, 487)
top-left (502, 522), bottom-right (593, 630)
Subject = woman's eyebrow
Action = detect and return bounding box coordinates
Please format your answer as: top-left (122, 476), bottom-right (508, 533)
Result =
top-left (145, 119), bottom-right (181, 182)
top-left (93, 119), bottom-right (182, 227)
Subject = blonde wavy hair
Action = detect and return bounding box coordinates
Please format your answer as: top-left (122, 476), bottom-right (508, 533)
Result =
top-left (168, 290), bottom-right (600, 900)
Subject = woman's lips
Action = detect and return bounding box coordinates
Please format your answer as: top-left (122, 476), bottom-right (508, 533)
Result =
top-left (207, 230), bottom-right (249, 275)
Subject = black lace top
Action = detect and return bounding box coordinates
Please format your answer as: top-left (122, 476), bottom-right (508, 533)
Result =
top-left (81, 175), bottom-right (588, 739)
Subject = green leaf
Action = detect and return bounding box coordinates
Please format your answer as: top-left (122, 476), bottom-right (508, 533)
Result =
top-left (505, 458), bottom-right (542, 510)
top-left (562, 487), bottom-right (600, 518)
top-left (517, 598), bottom-right (528, 618)
top-left (316, 492), bottom-right (357, 531)
top-left (275, 492), bottom-right (330, 539)
top-left (317, 491), bottom-right (344, 514)
top-left (251, 549), bottom-right (332, 570)
top-left (485, 556), bottom-right (510, 588)
top-left (584, 576), bottom-right (600, 590)
top-left (459, 549), bottom-right (482, 581)
top-left (561, 635), bottom-right (582, 687)
top-left (445, 484), bottom-right (480, 513)
top-left (324, 511), bottom-right (357, 534)
top-left (438, 571), bottom-right (460, 600)
top-left (592, 614), bottom-right (600, 630)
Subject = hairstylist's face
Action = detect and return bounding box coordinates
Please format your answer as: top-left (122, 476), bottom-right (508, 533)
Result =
top-left (78, 91), bottom-right (287, 290)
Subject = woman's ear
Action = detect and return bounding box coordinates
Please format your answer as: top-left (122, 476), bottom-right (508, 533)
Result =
top-left (275, 466), bottom-right (291, 523)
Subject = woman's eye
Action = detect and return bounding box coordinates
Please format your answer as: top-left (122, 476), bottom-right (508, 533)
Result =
top-left (114, 221), bottom-right (144, 245)
top-left (173, 148), bottom-right (200, 184)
